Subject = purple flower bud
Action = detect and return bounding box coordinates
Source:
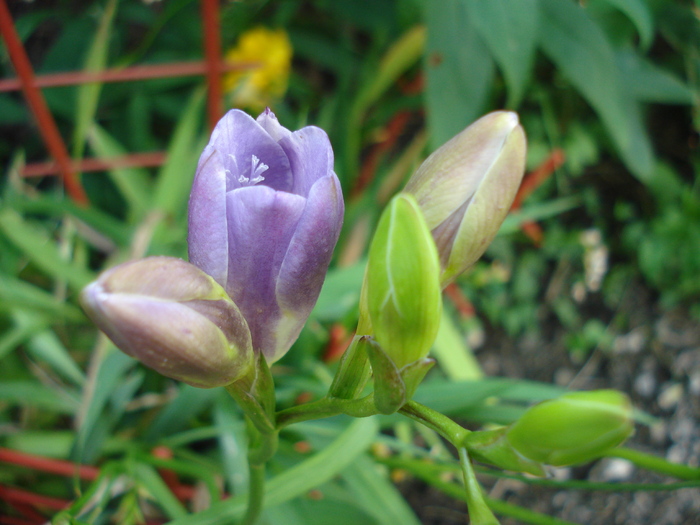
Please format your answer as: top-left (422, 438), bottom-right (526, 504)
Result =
top-left (405, 111), bottom-right (526, 286)
top-left (80, 257), bottom-right (254, 388)
top-left (188, 109), bottom-right (344, 362)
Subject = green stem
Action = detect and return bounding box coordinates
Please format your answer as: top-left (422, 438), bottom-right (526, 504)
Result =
top-left (241, 462), bottom-right (265, 525)
top-left (399, 400), bottom-right (470, 444)
top-left (239, 419), bottom-right (278, 525)
top-left (605, 447), bottom-right (700, 481)
top-left (275, 395), bottom-right (378, 429)
top-left (459, 447), bottom-right (500, 525)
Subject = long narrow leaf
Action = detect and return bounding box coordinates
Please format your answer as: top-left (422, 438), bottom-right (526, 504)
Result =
top-left (0, 208), bottom-right (94, 292)
top-left (467, 0), bottom-right (539, 107)
top-left (72, 0), bottom-right (118, 160)
top-left (168, 417), bottom-right (379, 525)
top-left (152, 88), bottom-right (205, 217)
top-left (538, 0), bottom-right (654, 180)
top-left (88, 123), bottom-right (153, 220)
top-left (425, 0), bottom-right (495, 148)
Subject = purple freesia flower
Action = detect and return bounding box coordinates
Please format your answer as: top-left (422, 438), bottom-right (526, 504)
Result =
top-left (188, 109), bottom-right (344, 363)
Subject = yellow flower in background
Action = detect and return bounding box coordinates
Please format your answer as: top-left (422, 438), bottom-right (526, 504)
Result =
top-left (224, 27), bottom-right (292, 111)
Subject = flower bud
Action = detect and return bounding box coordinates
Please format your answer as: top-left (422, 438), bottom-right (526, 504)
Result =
top-left (404, 111), bottom-right (527, 286)
top-left (81, 257), bottom-right (253, 388)
top-left (365, 193), bottom-right (442, 369)
top-left (506, 390), bottom-right (634, 466)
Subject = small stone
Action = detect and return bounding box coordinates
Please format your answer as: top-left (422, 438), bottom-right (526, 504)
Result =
top-left (598, 458), bottom-right (634, 482)
top-left (689, 370), bottom-right (700, 396)
top-left (634, 370), bottom-right (657, 398)
top-left (658, 382), bottom-right (684, 410)
top-left (650, 421), bottom-right (668, 445)
top-left (613, 326), bottom-right (647, 354)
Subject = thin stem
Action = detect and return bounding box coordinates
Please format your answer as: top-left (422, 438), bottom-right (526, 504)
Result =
top-left (275, 395), bottom-right (378, 429)
top-left (275, 397), bottom-right (344, 428)
top-left (241, 462), bottom-right (265, 525)
top-left (459, 447), bottom-right (500, 525)
top-left (399, 400), bottom-right (470, 444)
top-left (605, 447), bottom-right (700, 481)
top-left (225, 380), bottom-right (275, 435)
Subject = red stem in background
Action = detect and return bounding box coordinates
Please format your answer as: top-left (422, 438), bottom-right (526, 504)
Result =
top-left (0, 60), bottom-right (256, 92)
top-left (510, 148), bottom-right (566, 246)
top-left (0, 0), bottom-right (88, 205)
top-left (201, 0), bottom-right (223, 131)
top-left (0, 448), bottom-right (99, 481)
top-left (21, 151), bottom-right (167, 178)
top-left (0, 484), bottom-right (69, 511)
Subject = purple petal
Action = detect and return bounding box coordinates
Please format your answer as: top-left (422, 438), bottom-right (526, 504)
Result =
top-left (96, 294), bottom-right (246, 388)
top-left (277, 126), bottom-right (334, 197)
top-left (188, 146), bottom-right (229, 286)
top-left (226, 185), bottom-right (306, 357)
top-left (211, 110), bottom-right (293, 192)
top-left (256, 108), bottom-right (292, 142)
top-left (272, 174), bottom-right (344, 361)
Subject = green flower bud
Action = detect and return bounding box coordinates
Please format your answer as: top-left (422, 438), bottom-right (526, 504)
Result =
top-left (404, 111), bottom-right (527, 286)
top-left (506, 390), bottom-right (634, 466)
top-left (81, 256), bottom-right (254, 388)
top-left (365, 193), bottom-right (442, 369)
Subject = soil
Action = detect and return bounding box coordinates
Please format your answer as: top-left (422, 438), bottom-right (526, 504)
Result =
top-left (401, 281), bottom-right (700, 525)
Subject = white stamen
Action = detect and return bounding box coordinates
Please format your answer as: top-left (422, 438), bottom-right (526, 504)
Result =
top-left (250, 154), bottom-right (269, 183)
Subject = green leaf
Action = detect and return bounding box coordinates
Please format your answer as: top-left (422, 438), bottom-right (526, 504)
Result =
top-left (425, 0), bottom-right (495, 148)
top-left (616, 49), bottom-right (694, 104)
top-left (152, 88), bottom-right (205, 217)
top-left (312, 261), bottom-right (365, 321)
top-left (13, 194), bottom-right (131, 247)
top-left (415, 378), bottom-right (565, 416)
top-left (5, 431), bottom-right (75, 459)
top-left (72, 0), bottom-right (117, 160)
top-left (0, 274), bottom-right (84, 321)
top-left (213, 396), bottom-right (249, 495)
top-left (73, 348), bottom-right (136, 462)
top-left (88, 123), bottom-right (153, 220)
top-left (344, 455), bottom-right (421, 525)
top-left (144, 384), bottom-right (218, 443)
top-left (352, 26), bottom-right (426, 119)
top-left (168, 417), bottom-right (379, 525)
top-left (17, 311), bottom-right (86, 386)
top-left (0, 208), bottom-right (94, 292)
top-left (432, 309), bottom-right (483, 381)
top-left (467, 0), bottom-right (539, 107)
top-left (538, 0), bottom-right (654, 181)
top-left (598, 0), bottom-right (654, 49)
top-left (133, 462), bottom-right (188, 519)
top-left (0, 381), bottom-right (79, 413)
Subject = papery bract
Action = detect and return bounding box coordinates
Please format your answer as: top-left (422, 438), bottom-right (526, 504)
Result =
top-left (404, 111), bottom-right (527, 286)
top-left (188, 109), bottom-right (344, 362)
top-left (80, 256), bottom-right (254, 388)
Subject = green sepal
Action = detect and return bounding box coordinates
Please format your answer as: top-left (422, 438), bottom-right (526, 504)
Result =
top-left (225, 353), bottom-right (276, 435)
top-left (463, 427), bottom-right (546, 477)
top-left (400, 357), bottom-right (435, 402)
top-left (328, 335), bottom-right (372, 400)
top-left (365, 336), bottom-right (406, 414)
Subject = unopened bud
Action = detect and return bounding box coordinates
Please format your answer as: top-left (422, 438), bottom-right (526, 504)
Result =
top-left (81, 257), bottom-right (253, 388)
top-left (365, 194), bottom-right (442, 369)
top-left (405, 111), bottom-right (527, 286)
top-left (506, 390), bottom-right (634, 466)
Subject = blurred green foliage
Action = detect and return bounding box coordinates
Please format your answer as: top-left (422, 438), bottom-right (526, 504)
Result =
top-left (1, 0), bottom-right (699, 523)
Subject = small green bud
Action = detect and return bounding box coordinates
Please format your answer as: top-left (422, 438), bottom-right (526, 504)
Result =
top-left (81, 256), bottom-right (254, 388)
top-left (366, 194), bottom-right (442, 369)
top-left (506, 390), bottom-right (634, 466)
top-left (404, 111), bottom-right (527, 286)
